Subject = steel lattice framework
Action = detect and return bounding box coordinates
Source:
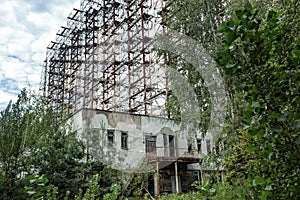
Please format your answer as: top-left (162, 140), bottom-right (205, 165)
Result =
top-left (41, 0), bottom-right (170, 116)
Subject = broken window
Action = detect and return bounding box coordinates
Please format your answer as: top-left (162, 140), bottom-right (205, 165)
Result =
top-left (121, 132), bottom-right (128, 150)
top-left (107, 130), bottom-right (114, 148)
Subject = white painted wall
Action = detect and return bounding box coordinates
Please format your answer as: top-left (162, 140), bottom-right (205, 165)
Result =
top-left (72, 109), bottom-right (214, 172)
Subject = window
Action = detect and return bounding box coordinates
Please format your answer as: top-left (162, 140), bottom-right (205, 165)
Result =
top-left (187, 139), bottom-right (192, 153)
top-left (197, 139), bottom-right (202, 154)
top-left (206, 139), bottom-right (211, 154)
top-left (163, 134), bottom-right (168, 156)
top-left (169, 135), bottom-right (175, 157)
top-left (164, 134), bottom-right (176, 157)
top-left (121, 132), bottom-right (128, 150)
top-left (145, 135), bottom-right (156, 155)
top-left (107, 130), bottom-right (114, 148)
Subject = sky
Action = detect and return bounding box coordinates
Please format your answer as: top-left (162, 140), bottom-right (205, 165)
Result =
top-left (0, 0), bottom-right (81, 110)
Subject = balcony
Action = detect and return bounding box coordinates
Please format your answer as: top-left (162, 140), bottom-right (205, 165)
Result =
top-left (145, 147), bottom-right (201, 163)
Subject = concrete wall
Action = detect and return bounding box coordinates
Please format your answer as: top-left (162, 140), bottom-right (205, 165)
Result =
top-left (72, 109), bottom-right (213, 172)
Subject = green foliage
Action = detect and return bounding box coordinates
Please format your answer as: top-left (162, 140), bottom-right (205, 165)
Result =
top-left (74, 174), bottom-right (100, 200)
top-left (165, 0), bottom-right (225, 51)
top-left (1, 1), bottom-right (299, 199)
top-left (90, 162), bottom-right (122, 198)
top-left (125, 173), bottom-right (152, 198)
top-left (0, 90), bottom-right (121, 199)
top-left (165, 0), bottom-right (299, 199)
top-left (223, 129), bottom-right (256, 181)
top-left (216, 2), bottom-right (300, 199)
top-left (24, 174), bottom-right (50, 199)
top-left (103, 183), bottom-right (123, 200)
top-left (160, 0), bottom-right (227, 133)
top-left (164, 95), bottom-right (181, 122)
top-left (29, 119), bottom-right (85, 198)
top-left (153, 179), bottom-right (266, 200)
top-left (23, 173), bottom-right (102, 200)
top-left (209, 179), bottom-right (256, 200)
top-left (0, 89), bottom-right (49, 199)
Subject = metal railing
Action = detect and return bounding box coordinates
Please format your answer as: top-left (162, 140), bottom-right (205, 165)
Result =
top-left (145, 146), bottom-right (201, 159)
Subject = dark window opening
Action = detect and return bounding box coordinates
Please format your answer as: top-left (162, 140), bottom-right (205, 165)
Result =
top-left (197, 139), bottom-right (202, 154)
top-left (163, 134), bottom-right (168, 156)
top-left (121, 132), bottom-right (128, 150)
top-left (169, 135), bottom-right (175, 157)
top-left (107, 130), bottom-right (114, 148)
top-left (206, 139), bottom-right (211, 154)
top-left (188, 139), bottom-right (192, 153)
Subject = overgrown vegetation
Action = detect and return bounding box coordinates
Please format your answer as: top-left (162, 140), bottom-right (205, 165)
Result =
top-left (0, 90), bottom-right (121, 199)
top-left (162, 0), bottom-right (300, 199)
top-left (217, 2), bottom-right (300, 198)
top-left (0, 0), bottom-right (299, 199)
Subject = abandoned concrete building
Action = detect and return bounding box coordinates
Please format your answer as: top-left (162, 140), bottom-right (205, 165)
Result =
top-left (40, 0), bottom-right (226, 196)
top-left (72, 109), bottom-right (216, 194)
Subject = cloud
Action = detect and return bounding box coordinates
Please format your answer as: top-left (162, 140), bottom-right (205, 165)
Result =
top-left (0, 91), bottom-right (18, 110)
top-left (0, 0), bottom-right (80, 111)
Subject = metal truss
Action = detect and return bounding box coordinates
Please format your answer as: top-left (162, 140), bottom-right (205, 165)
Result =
top-left (41, 0), bottom-right (170, 116)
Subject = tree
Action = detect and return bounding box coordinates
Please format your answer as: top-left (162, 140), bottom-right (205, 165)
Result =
top-left (0, 90), bottom-right (82, 199)
top-left (0, 90), bottom-right (47, 199)
top-left (0, 89), bottom-right (123, 199)
top-left (28, 114), bottom-right (86, 198)
top-left (161, 0), bottom-right (226, 134)
top-left (163, 0), bottom-right (299, 198)
top-left (216, 2), bottom-right (300, 198)
top-left (165, 0), bottom-right (225, 51)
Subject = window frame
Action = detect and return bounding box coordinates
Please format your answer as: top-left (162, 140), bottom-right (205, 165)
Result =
top-left (197, 139), bottom-right (202, 154)
top-left (107, 130), bottom-right (114, 148)
top-left (145, 135), bottom-right (157, 155)
top-left (121, 131), bottom-right (128, 150)
top-left (206, 139), bottom-right (211, 154)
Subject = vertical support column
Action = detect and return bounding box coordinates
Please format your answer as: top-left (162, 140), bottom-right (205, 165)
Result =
top-left (200, 159), bottom-right (204, 185)
top-left (221, 170), bottom-right (225, 183)
top-left (154, 161), bottom-right (160, 196)
top-left (175, 161), bottom-right (179, 194)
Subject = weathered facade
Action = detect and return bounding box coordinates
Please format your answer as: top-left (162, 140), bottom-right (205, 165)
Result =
top-left (41, 0), bottom-right (226, 196)
top-left (73, 108), bottom-right (215, 195)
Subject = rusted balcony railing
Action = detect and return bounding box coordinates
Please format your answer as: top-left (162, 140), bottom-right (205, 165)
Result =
top-left (146, 146), bottom-right (201, 161)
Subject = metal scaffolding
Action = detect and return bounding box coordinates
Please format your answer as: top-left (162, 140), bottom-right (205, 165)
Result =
top-left (41, 0), bottom-right (169, 116)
